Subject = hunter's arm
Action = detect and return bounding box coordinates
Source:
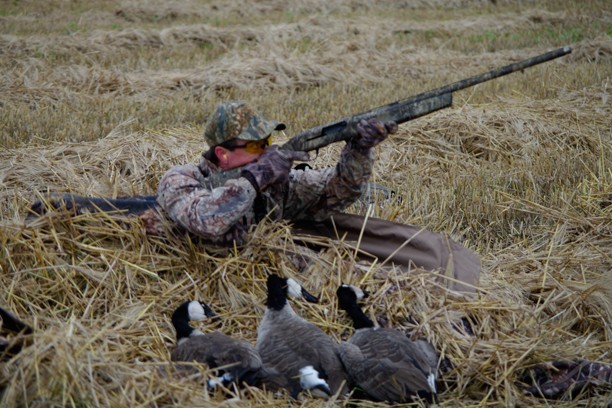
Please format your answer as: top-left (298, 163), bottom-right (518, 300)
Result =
top-left (285, 144), bottom-right (373, 221)
top-left (156, 164), bottom-right (257, 239)
top-left (324, 144), bottom-right (373, 207)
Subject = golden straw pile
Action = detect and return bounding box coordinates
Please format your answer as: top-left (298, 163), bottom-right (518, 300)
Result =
top-left (1, 0), bottom-right (610, 406)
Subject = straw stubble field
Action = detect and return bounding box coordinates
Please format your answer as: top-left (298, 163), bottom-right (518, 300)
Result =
top-left (1, 0), bottom-right (610, 406)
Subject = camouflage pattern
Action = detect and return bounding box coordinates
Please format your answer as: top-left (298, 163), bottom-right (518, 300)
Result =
top-left (151, 144), bottom-right (374, 246)
top-left (204, 101), bottom-right (286, 146)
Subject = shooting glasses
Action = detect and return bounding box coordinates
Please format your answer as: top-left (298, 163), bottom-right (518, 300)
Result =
top-left (228, 136), bottom-right (272, 154)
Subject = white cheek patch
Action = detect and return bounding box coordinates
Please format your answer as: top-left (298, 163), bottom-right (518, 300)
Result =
top-left (286, 278), bottom-right (302, 298)
top-left (348, 285), bottom-right (366, 300)
top-left (188, 301), bottom-right (207, 321)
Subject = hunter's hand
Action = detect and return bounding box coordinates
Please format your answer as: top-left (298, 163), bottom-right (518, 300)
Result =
top-left (351, 118), bottom-right (398, 151)
top-left (241, 145), bottom-right (309, 192)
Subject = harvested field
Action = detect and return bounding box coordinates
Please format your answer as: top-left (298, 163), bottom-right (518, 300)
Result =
top-left (1, 0), bottom-right (611, 406)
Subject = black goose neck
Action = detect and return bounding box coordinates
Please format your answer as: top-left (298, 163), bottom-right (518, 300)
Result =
top-left (171, 302), bottom-right (195, 340)
top-left (344, 302), bottom-right (374, 330)
top-left (266, 275), bottom-right (288, 311)
top-left (173, 319), bottom-right (195, 341)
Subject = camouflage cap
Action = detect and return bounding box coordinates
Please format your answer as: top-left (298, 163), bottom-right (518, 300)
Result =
top-left (203, 101), bottom-right (286, 146)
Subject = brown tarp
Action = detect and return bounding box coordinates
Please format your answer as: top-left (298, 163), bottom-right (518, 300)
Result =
top-left (28, 194), bottom-right (480, 293)
top-left (294, 213), bottom-right (480, 293)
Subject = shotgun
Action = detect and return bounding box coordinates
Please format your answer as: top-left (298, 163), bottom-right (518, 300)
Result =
top-left (29, 47), bottom-right (571, 216)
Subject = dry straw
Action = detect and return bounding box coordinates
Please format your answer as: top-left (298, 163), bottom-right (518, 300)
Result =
top-left (1, 0), bottom-right (611, 406)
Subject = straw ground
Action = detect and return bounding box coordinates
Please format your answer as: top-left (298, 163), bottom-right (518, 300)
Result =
top-left (1, 0), bottom-right (610, 406)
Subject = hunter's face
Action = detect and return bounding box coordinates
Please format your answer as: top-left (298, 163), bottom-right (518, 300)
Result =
top-left (215, 137), bottom-right (270, 170)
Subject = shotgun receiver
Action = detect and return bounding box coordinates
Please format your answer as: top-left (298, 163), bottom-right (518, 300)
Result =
top-left (282, 46), bottom-right (571, 153)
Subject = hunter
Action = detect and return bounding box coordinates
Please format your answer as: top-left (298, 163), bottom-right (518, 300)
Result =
top-left (30, 100), bottom-right (480, 292)
top-left (140, 100), bottom-right (397, 246)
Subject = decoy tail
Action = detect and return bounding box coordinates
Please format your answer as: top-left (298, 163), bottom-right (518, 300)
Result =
top-left (299, 365), bottom-right (332, 398)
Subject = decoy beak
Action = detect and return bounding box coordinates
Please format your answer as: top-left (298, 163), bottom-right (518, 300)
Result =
top-left (311, 383), bottom-right (332, 398)
top-left (301, 287), bottom-right (319, 303)
top-left (202, 303), bottom-right (221, 322)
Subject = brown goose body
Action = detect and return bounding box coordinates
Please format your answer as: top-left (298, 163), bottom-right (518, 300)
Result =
top-left (171, 331), bottom-right (275, 386)
top-left (170, 300), bottom-right (286, 391)
top-left (339, 327), bottom-right (437, 402)
top-left (256, 275), bottom-right (348, 399)
top-left (336, 285), bottom-right (438, 403)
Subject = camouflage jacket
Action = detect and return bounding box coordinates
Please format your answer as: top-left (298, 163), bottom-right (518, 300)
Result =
top-left (146, 144), bottom-right (374, 245)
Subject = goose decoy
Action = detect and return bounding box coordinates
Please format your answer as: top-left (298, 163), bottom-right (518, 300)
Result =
top-left (256, 274), bottom-right (348, 399)
top-left (1, 306), bottom-right (33, 361)
top-left (336, 284), bottom-right (438, 403)
top-left (170, 300), bottom-right (286, 392)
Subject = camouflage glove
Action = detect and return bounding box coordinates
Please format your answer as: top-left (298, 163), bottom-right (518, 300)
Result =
top-left (241, 145), bottom-right (309, 192)
top-left (349, 118), bottom-right (398, 152)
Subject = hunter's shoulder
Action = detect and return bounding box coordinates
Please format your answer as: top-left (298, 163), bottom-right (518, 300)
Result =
top-left (160, 163), bottom-right (200, 178)
top-left (159, 163), bottom-right (207, 189)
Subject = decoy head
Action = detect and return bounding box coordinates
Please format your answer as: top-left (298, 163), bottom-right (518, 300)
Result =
top-left (336, 284), bottom-right (369, 311)
top-left (171, 300), bottom-right (220, 341)
top-left (172, 300), bottom-right (219, 326)
top-left (186, 301), bottom-right (217, 322)
top-left (266, 274), bottom-right (319, 305)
